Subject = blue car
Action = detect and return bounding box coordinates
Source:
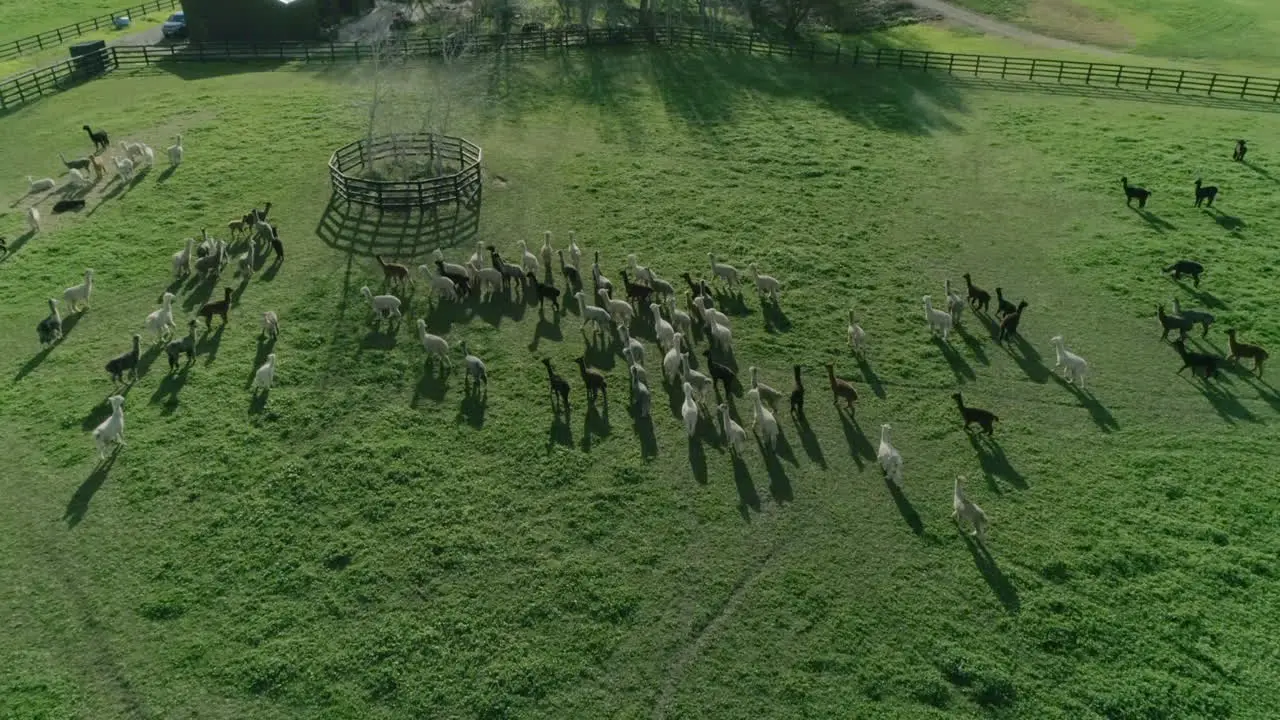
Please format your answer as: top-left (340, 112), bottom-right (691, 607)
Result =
top-left (161, 11), bottom-right (187, 39)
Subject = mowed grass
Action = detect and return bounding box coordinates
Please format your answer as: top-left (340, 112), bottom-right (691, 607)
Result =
top-left (0, 0), bottom-right (162, 41)
top-left (0, 12), bottom-right (170, 79)
top-left (945, 0), bottom-right (1280, 66)
top-left (3, 52), bottom-right (1280, 718)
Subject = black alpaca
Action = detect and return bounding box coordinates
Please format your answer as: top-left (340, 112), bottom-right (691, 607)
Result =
top-left (541, 358), bottom-right (571, 413)
top-left (1163, 260), bottom-right (1203, 287)
top-left (789, 364), bottom-right (804, 415)
top-left (998, 300), bottom-right (1029, 343)
top-left (1194, 179), bottom-right (1218, 208)
top-left (1172, 340), bottom-right (1222, 380)
top-left (83, 125), bottom-right (109, 151)
top-left (435, 260), bottom-right (472, 296)
top-left (953, 393), bottom-right (998, 436)
top-left (994, 287), bottom-right (1018, 319)
top-left (1121, 177), bottom-right (1151, 208)
top-left (1232, 139), bottom-right (1247, 162)
top-left (962, 272), bottom-right (990, 312)
top-left (1156, 304), bottom-right (1192, 342)
top-left (529, 274), bottom-right (561, 311)
top-left (701, 350), bottom-right (737, 397)
top-left (269, 225), bottom-right (284, 263)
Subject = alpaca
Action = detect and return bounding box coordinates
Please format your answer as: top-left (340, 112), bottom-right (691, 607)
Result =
top-left (1232, 139), bottom-right (1247, 162)
top-left (1049, 335), bottom-right (1088, 388)
top-left (1121, 176), bottom-right (1151, 208)
top-left (1194, 178), bottom-right (1218, 208)
top-left (953, 392), bottom-right (997, 436)
top-left (923, 295), bottom-right (952, 341)
top-left (92, 395), bottom-right (126, 459)
top-left (962, 272), bottom-right (990, 312)
top-left (253, 354), bottom-right (277, 393)
top-left (997, 300), bottom-right (1029, 343)
top-left (83, 125), bottom-right (109, 151)
top-left (952, 476), bottom-right (989, 542)
top-left (1227, 329), bottom-right (1268, 377)
top-left (847, 310), bottom-right (868, 356)
top-left (719, 403), bottom-right (748, 455)
top-left (877, 424), bottom-right (903, 487)
top-left (1163, 260), bottom-right (1203, 287)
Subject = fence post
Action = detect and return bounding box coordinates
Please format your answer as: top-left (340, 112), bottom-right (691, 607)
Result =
top-left (875, 48), bottom-right (882, 66)
top-left (1145, 67), bottom-right (1153, 89)
top-left (142, 45), bottom-right (149, 64)
top-left (974, 55), bottom-right (980, 77)
top-left (834, 44), bottom-right (840, 64)
top-left (1240, 77), bottom-right (1249, 98)
top-left (747, 35), bottom-right (753, 54)
top-left (1207, 73), bottom-right (1217, 95)
top-left (1001, 57), bottom-right (1008, 78)
top-left (1176, 70), bottom-right (1184, 92)
top-left (1056, 61), bottom-right (1063, 82)
top-left (1115, 66), bottom-right (1121, 86)
top-left (304, 43), bottom-right (310, 61)
top-left (1029, 58), bottom-right (1036, 78)
top-left (1085, 63), bottom-right (1093, 84)
top-left (948, 53), bottom-right (954, 74)
top-left (897, 49), bottom-right (903, 68)
top-left (355, 43), bottom-right (360, 61)
top-left (852, 45), bottom-right (859, 66)
top-left (330, 41), bottom-right (335, 61)
top-left (1272, 80), bottom-right (1280, 102)
top-left (809, 41), bottom-right (815, 61)
top-left (923, 52), bottom-right (929, 72)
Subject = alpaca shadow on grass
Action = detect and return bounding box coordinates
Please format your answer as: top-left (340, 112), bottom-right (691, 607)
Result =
top-left (182, 280), bottom-right (215, 312)
top-left (956, 323), bottom-right (990, 366)
top-left (761, 300), bottom-right (791, 332)
top-left (732, 455), bottom-right (760, 518)
top-left (961, 531), bottom-right (1020, 614)
top-left (528, 311), bottom-right (563, 352)
top-left (1006, 335), bottom-right (1049, 384)
top-left (793, 413), bottom-right (826, 469)
top-left (761, 442), bottom-right (794, 503)
top-left (1203, 209), bottom-right (1245, 233)
top-left (1241, 160), bottom-right (1275, 183)
top-left (1050, 374), bottom-right (1119, 431)
top-left (360, 325), bottom-right (400, 351)
top-left (581, 402), bottom-right (611, 452)
top-left (886, 478), bottom-right (924, 536)
top-left (1175, 284), bottom-right (1226, 310)
top-left (934, 337), bottom-right (975, 382)
top-left (633, 411), bottom-right (658, 459)
top-left (967, 433), bottom-right (1026, 490)
top-left (14, 314), bottom-right (82, 380)
top-left (712, 290), bottom-right (749, 316)
top-left (65, 452), bottom-right (118, 528)
top-left (261, 257), bottom-right (283, 283)
top-left (1129, 206), bottom-right (1176, 232)
top-left (855, 356), bottom-right (886, 399)
top-left (838, 409), bottom-right (875, 470)
top-left (135, 344), bottom-right (162, 379)
top-left (583, 339), bottom-right (618, 371)
top-left (155, 165), bottom-right (177, 184)
top-left (547, 414), bottom-right (574, 450)
top-left (248, 389), bottom-right (270, 415)
top-left (687, 436), bottom-right (708, 484)
top-left (411, 362), bottom-right (450, 406)
top-left (424, 300), bottom-right (468, 334)
top-left (0, 229), bottom-right (37, 265)
top-left (458, 389), bottom-right (488, 428)
top-left (198, 324), bottom-right (226, 365)
top-left (150, 366), bottom-right (192, 415)
top-left (772, 424), bottom-right (798, 466)
top-left (1184, 374), bottom-right (1256, 424)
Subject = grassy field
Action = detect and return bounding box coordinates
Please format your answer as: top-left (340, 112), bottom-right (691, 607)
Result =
top-left (944, 0), bottom-right (1280, 65)
top-left (0, 0), bottom-right (168, 44)
top-left (0, 11), bottom-right (169, 78)
top-left (3, 50), bottom-right (1280, 718)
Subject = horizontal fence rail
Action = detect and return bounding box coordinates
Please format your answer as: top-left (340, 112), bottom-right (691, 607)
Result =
top-left (0, 0), bottom-right (178, 62)
top-left (5, 25), bottom-right (1280, 114)
top-left (329, 134), bottom-right (483, 211)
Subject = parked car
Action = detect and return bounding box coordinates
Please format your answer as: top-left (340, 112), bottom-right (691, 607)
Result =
top-left (161, 11), bottom-right (188, 40)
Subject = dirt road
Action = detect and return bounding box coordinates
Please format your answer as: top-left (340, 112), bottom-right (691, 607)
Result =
top-left (908, 0), bottom-right (1123, 57)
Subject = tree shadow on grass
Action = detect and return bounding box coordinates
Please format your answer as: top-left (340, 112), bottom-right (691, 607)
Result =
top-left (855, 355), bottom-right (886, 399)
top-left (793, 413), bottom-right (826, 468)
top-left (967, 433), bottom-right (1026, 490)
top-left (838, 409), bottom-right (874, 471)
top-left (960, 531), bottom-right (1019, 614)
top-left (885, 478), bottom-right (923, 536)
top-left (934, 336), bottom-right (975, 382)
top-left (65, 452), bottom-right (117, 528)
top-left (1049, 374), bottom-right (1118, 431)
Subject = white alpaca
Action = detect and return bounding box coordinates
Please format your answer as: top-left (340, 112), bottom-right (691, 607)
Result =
top-left (432, 248), bottom-right (471, 280)
top-left (575, 291), bottom-right (613, 339)
top-left (944, 279), bottom-right (965, 324)
top-left (167, 134), bottom-right (184, 166)
top-left (848, 309), bottom-right (868, 356)
top-left (92, 395), bottom-right (127, 460)
top-left (139, 144), bottom-right (156, 167)
top-left (172, 237), bottom-right (194, 278)
top-left (680, 352), bottom-right (714, 402)
top-left (468, 241), bottom-right (486, 270)
top-left (705, 315), bottom-right (734, 354)
top-left (360, 286), bottom-right (402, 320)
top-left (429, 274), bottom-right (458, 303)
top-left (747, 263), bottom-right (781, 300)
top-left (631, 365), bottom-right (651, 418)
top-left (459, 341), bottom-right (488, 389)
top-left (923, 295), bottom-right (952, 341)
top-left (953, 476), bottom-right (989, 542)
top-left (67, 168), bottom-right (89, 188)
top-left (113, 156), bottom-right (134, 182)
top-left (681, 382), bottom-right (700, 437)
top-left (26, 206), bottom-right (41, 233)
top-left (63, 269), bottom-right (94, 311)
top-left (877, 424), bottom-right (904, 487)
top-left (539, 231), bottom-right (554, 272)
top-left (417, 319), bottom-right (450, 368)
top-left (719, 403), bottom-right (748, 456)
top-left (693, 295), bottom-right (731, 328)
top-left (1050, 335), bottom-right (1088, 388)
top-left (591, 251), bottom-right (613, 294)
top-left (144, 292), bottom-right (177, 342)
top-left (627, 253), bottom-right (654, 285)
top-left (748, 367), bottom-right (783, 410)
top-left (27, 175), bottom-right (55, 193)
top-left (253, 353), bottom-right (277, 392)
top-left (751, 390), bottom-right (779, 450)
top-left (650, 303), bottom-right (676, 351)
top-left (568, 231), bottom-right (582, 270)
top-left (667, 296), bottom-right (693, 341)
top-left (708, 253), bottom-right (740, 289)
top-left (663, 333), bottom-right (685, 384)
top-left (261, 311), bottom-right (279, 339)
top-left (619, 326), bottom-right (645, 367)
top-left (519, 239), bottom-right (540, 276)
top-left (598, 288), bottom-right (633, 326)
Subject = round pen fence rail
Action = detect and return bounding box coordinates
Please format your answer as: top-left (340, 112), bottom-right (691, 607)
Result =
top-left (328, 133), bottom-right (482, 212)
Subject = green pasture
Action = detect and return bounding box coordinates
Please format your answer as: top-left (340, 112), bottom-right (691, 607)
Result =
top-left (2, 50), bottom-right (1280, 719)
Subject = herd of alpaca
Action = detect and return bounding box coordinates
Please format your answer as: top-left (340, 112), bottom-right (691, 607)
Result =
top-left (32, 197), bottom-right (285, 465)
